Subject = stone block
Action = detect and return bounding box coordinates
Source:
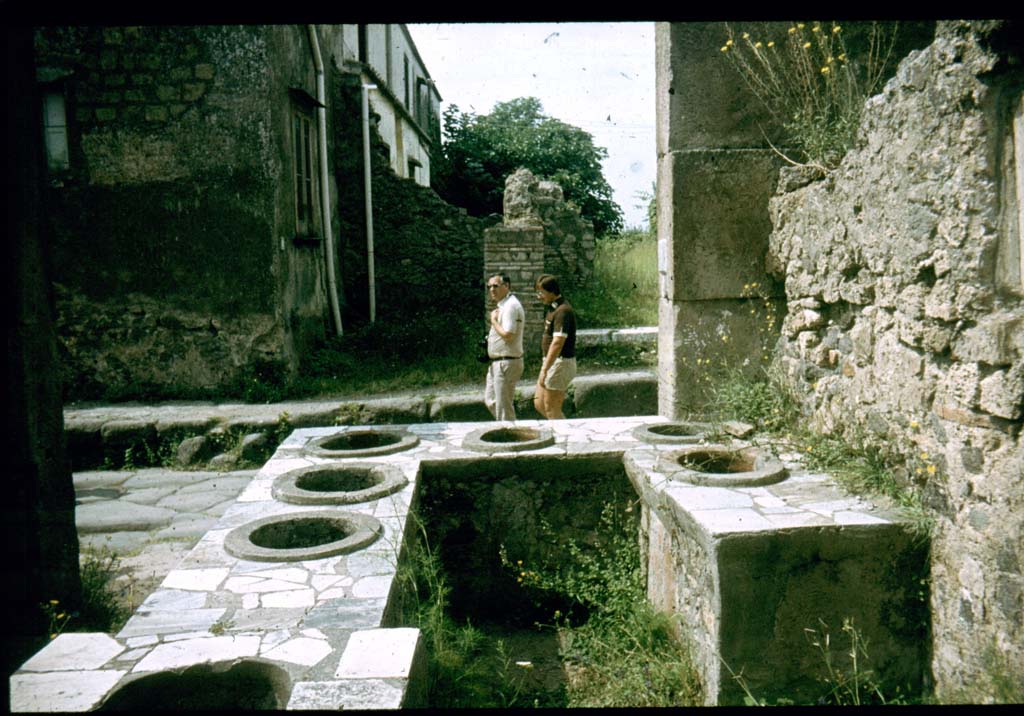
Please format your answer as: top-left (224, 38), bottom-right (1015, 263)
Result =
top-left (657, 22), bottom-right (790, 153)
top-left (427, 395), bottom-right (493, 423)
top-left (101, 420), bottom-right (157, 466)
top-left (661, 149), bottom-right (785, 301)
top-left (176, 435), bottom-right (218, 466)
top-left (979, 367), bottom-right (1023, 420)
top-left (571, 372), bottom-right (657, 418)
top-left (360, 396), bottom-right (430, 424)
top-left (239, 432), bottom-right (271, 463)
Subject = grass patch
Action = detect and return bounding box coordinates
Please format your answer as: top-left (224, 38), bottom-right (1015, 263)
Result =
top-left (42, 547), bottom-right (132, 641)
top-left (395, 517), bottom-right (561, 707)
top-left (508, 502), bottom-right (703, 707)
top-left (572, 229), bottom-right (658, 327)
top-left (705, 365), bottom-right (934, 538)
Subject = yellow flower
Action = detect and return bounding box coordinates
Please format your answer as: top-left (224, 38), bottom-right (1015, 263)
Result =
top-left (767, 41), bottom-right (775, 47)
top-left (833, 25), bottom-right (842, 33)
top-left (797, 23), bottom-right (805, 29)
top-left (927, 464), bottom-right (937, 475)
top-left (721, 335), bottom-right (729, 342)
top-left (56, 612), bottom-right (66, 619)
top-left (754, 41), bottom-right (763, 48)
top-left (803, 41), bottom-right (812, 49)
top-left (921, 452), bottom-right (929, 460)
top-left (838, 53), bottom-right (847, 61)
top-left (517, 560), bottom-right (522, 566)
top-left (721, 46), bottom-right (729, 52)
top-left (788, 27), bottom-right (797, 34)
top-left (910, 420), bottom-right (919, 428)
top-left (827, 56), bottom-right (834, 63)
top-left (821, 66), bottom-right (830, 74)
top-left (742, 32), bottom-right (750, 39)
top-left (916, 467), bottom-right (923, 474)
top-left (812, 25), bottom-right (820, 33)
top-left (49, 599), bottom-right (60, 605)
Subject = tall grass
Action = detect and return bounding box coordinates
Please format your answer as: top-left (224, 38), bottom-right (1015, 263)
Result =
top-left (573, 228), bottom-right (658, 327)
top-left (720, 21), bottom-right (901, 169)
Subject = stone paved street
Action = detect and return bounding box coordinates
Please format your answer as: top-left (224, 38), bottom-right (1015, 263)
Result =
top-left (75, 468), bottom-right (257, 610)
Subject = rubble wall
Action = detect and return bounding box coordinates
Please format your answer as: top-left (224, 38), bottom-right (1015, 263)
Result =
top-left (766, 21), bottom-right (1023, 701)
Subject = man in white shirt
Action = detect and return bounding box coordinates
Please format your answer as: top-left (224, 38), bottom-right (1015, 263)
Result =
top-left (484, 272), bottom-right (525, 421)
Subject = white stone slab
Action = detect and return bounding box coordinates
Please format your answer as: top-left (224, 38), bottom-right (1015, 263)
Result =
top-left (335, 628), bottom-right (420, 679)
top-left (260, 628), bottom-right (293, 651)
top-left (162, 567), bottom-right (229, 591)
top-left (18, 633), bottom-right (124, 672)
top-left (764, 512), bottom-right (833, 529)
top-left (663, 484), bottom-right (755, 511)
top-left (115, 647), bottom-right (152, 662)
top-left (125, 635), bottom-right (158, 648)
top-left (261, 588), bottom-right (316, 609)
top-left (140, 588), bottom-right (208, 610)
top-left (242, 566), bottom-right (310, 584)
top-left (261, 636), bottom-right (333, 666)
top-left (351, 575), bottom-right (394, 599)
top-left (10, 670), bottom-right (126, 712)
top-left (132, 635), bottom-right (261, 672)
top-left (834, 510), bottom-right (891, 525)
top-left (225, 576), bottom-right (307, 594)
top-left (288, 679), bottom-right (404, 710)
top-left (117, 608), bottom-right (225, 638)
top-left (693, 508), bottom-right (778, 534)
top-left (311, 574), bottom-right (344, 592)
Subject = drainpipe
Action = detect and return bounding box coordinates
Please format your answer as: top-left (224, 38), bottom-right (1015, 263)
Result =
top-left (308, 25), bottom-right (344, 336)
top-left (361, 83), bottom-right (378, 323)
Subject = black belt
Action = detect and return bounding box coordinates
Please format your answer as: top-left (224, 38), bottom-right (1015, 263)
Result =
top-left (489, 356), bottom-right (522, 361)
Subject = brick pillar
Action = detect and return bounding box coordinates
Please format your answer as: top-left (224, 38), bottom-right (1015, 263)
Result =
top-left (483, 224), bottom-right (546, 359)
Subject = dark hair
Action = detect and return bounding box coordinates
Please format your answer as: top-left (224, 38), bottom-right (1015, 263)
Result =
top-left (534, 274), bottom-right (560, 295)
top-left (490, 272), bottom-right (511, 288)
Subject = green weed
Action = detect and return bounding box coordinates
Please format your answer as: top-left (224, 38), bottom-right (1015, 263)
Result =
top-left (573, 229), bottom-right (658, 327)
top-left (41, 547), bottom-right (132, 639)
top-left (506, 502), bottom-right (702, 707)
top-left (720, 22), bottom-right (901, 169)
top-left (394, 514), bottom-right (547, 708)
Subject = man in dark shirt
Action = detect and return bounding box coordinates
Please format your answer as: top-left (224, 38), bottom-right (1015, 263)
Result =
top-left (533, 274), bottom-right (577, 419)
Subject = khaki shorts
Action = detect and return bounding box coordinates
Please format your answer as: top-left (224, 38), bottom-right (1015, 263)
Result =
top-left (543, 356), bottom-right (577, 392)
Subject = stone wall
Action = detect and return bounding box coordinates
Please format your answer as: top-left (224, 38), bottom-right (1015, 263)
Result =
top-left (502, 167), bottom-right (595, 289)
top-left (332, 72), bottom-right (487, 331)
top-left (34, 26), bottom-right (329, 400)
top-left (765, 21), bottom-right (1023, 702)
top-left (483, 167), bottom-right (596, 353)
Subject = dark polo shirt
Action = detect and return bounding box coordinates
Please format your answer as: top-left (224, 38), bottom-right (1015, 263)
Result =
top-left (541, 298), bottom-right (577, 359)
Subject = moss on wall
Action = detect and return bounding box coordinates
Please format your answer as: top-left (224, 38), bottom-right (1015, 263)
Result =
top-left (48, 171), bottom-right (274, 315)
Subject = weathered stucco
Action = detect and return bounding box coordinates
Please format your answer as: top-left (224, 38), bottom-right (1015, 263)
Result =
top-left (35, 26), bottom-right (326, 399)
top-left (764, 21), bottom-right (1023, 702)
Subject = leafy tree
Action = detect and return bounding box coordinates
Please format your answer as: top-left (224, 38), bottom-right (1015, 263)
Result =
top-left (433, 97), bottom-right (623, 237)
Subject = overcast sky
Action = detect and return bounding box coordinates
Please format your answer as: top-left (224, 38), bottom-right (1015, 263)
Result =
top-left (407, 22), bottom-right (656, 230)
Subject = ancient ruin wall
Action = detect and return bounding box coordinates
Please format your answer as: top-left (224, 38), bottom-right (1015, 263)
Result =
top-left (766, 21), bottom-right (1023, 701)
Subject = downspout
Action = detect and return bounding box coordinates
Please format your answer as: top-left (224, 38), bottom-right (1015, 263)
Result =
top-left (308, 25), bottom-right (344, 336)
top-left (361, 83), bottom-right (377, 323)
